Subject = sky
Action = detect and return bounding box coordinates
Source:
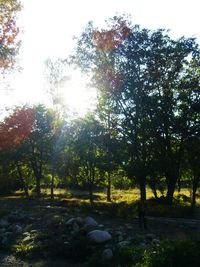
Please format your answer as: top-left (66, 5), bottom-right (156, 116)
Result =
top-left (1, 0), bottom-right (200, 116)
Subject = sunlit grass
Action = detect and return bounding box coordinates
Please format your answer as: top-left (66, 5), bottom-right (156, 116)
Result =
top-left (13, 187), bottom-right (200, 205)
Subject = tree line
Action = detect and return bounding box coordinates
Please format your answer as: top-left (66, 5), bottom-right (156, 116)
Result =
top-left (0, 14), bottom-right (199, 205)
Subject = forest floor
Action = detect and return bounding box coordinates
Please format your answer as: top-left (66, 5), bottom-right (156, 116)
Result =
top-left (0, 189), bottom-right (199, 266)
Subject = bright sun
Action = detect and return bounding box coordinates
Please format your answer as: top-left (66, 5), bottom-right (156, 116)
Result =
top-left (11, 68), bottom-right (96, 117)
top-left (62, 71), bottom-right (97, 116)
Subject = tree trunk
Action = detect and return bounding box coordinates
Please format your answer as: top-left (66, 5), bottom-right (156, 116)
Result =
top-left (51, 171), bottom-right (55, 200)
top-left (151, 186), bottom-right (158, 199)
top-left (36, 176), bottom-right (41, 198)
top-left (89, 184), bottom-right (94, 205)
top-left (177, 177), bottom-right (181, 193)
top-left (139, 176), bottom-right (146, 201)
top-left (191, 175), bottom-right (199, 207)
top-left (166, 177), bottom-right (177, 204)
top-left (106, 172), bottom-right (112, 202)
top-left (24, 184), bottom-right (29, 199)
top-left (16, 163), bottom-right (29, 198)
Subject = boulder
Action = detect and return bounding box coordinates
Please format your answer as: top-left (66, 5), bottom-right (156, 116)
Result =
top-left (84, 217), bottom-right (98, 227)
top-left (88, 230), bottom-right (112, 243)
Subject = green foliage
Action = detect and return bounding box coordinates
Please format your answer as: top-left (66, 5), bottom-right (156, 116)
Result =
top-left (114, 245), bottom-right (144, 266)
top-left (137, 238), bottom-right (200, 267)
top-left (72, 14), bottom-right (200, 203)
top-left (14, 243), bottom-right (41, 258)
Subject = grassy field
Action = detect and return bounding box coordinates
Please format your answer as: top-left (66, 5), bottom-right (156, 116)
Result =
top-left (36, 187), bottom-right (199, 205)
top-left (11, 187), bottom-right (200, 220)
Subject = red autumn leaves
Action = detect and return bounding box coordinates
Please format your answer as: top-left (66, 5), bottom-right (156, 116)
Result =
top-left (93, 20), bottom-right (130, 52)
top-left (92, 19), bottom-right (129, 93)
top-left (0, 108), bottom-right (35, 150)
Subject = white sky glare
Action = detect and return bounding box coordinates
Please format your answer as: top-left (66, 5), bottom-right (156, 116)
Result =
top-left (1, 0), bottom-right (200, 115)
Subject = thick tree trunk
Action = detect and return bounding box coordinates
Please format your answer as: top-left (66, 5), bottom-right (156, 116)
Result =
top-left (106, 172), bottom-right (112, 202)
top-left (166, 177), bottom-right (177, 204)
top-left (139, 176), bottom-right (146, 201)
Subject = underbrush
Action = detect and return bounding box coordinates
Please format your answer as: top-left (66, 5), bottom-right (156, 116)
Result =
top-left (85, 237), bottom-right (200, 267)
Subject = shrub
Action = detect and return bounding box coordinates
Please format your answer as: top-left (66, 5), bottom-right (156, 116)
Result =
top-left (137, 238), bottom-right (200, 267)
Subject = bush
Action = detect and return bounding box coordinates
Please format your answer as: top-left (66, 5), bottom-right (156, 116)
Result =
top-left (137, 238), bottom-right (200, 267)
top-left (114, 245), bottom-right (144, 266)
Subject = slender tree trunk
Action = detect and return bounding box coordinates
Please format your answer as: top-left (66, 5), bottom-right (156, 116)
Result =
top-left (36, 176), bottom-right (41, 198)
top-left (107, 172), bottom-right (112, 202)
top-left (51, 171), bottom-right (55, 200)
top-left (16, 163), bottom-right (29, 198)
top-left (139, 176), bottom-right (146, 201)
top-left (177, 177), bottom-right (181, 193)
top-left (89, 184), bottom-right (94, 205)
top-left (151, 186), bottom-right (158, 199)
top-left (191, 175), bottom-right (199, 207)
top-left (24, 184), bottom-right (29, 199)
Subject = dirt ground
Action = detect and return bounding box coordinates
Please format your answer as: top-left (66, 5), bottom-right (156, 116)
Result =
top-left (0, 197), bottom-right (199, 267)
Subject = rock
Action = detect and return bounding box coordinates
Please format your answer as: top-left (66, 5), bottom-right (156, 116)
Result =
top-left (66, 218), bottom-right (76, 225)
top-left (140, 242), bottom-right (147, 248)
top-left (76, 217), bottom-right (84, 225)
top-left (84, 216), bottom-right (98, 227)
top-left (7, 213), bottom-right (25, 223)
top-left (1, 237), bottom-right (10, 245)
top-left (22, 232), bottom-right (30, 236)
top-left (72, 222), bottom-right (79, 233)
top-left (1, 232), bottom-right (12, 245)
top-left (30, 230), bottom-right (38, 234)
top-left (126, 224), bottom-right (133, 230)
top-left (88, 230), bottom-right (112, 243)
top-left (145, 233), bottom-right (156, 241)
top-left (2, 232), bottom-right (12, 238)
top-left (102, 248), bottom-right (113, 261)
top-left (22, 235), bottom-right (32, 243)
top-left (118, 235), bottom-right (123, 242)
top-left (152, 238), bottom-right (160, 244)
top-left (24, 224), bottom-right (33, 232)
top-left (0, 228), bottom-right (6, 234)
top-left (117, 241), bottom-right (131, 247)
top-left (0, 219), bottom-right (9, 228)
top-left (12, 225), bottom-right (23, 234)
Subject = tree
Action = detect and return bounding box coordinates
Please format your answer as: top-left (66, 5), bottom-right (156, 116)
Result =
top-left (71, 15), bottom-right (200, 202)
top-left (71, 115), bottom-right (104, 204)
top-left (0, 106), bottom-right (35, 195)
top-left (44, 58), bottom-right (70, 199)
top-left (0, 106), bottom-right (35, 150)
top-left (95, 102), bottom-right (121, 201)
top-left (23, 105), bottom-right (55, 197)
top-left (0, 0), bottom-right (21, 69)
